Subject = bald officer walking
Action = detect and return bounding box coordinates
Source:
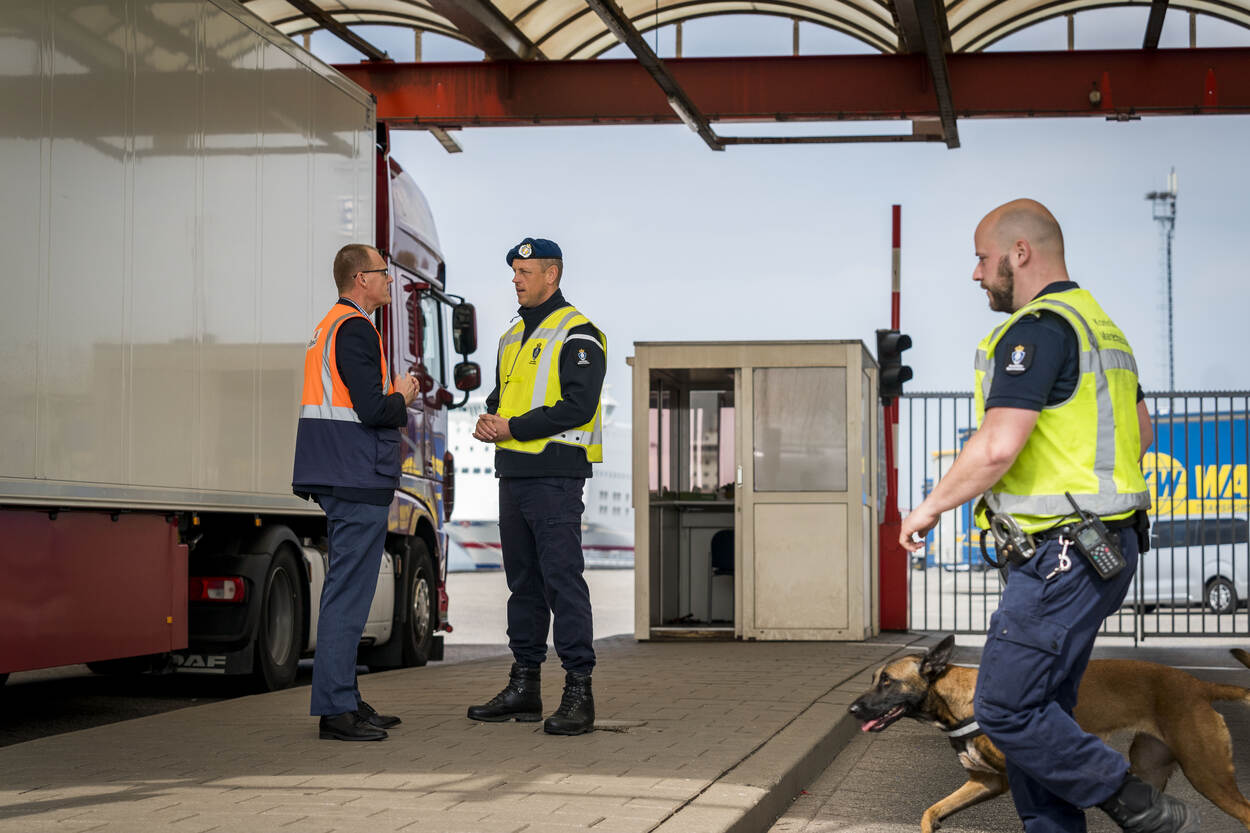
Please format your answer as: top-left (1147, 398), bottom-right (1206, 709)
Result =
top-left (900, 200), bottom-right (1196, 833)
top-left (467, 237), bottom-right (606, 736)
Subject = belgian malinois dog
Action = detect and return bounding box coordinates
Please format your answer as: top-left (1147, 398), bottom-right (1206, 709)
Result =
top-left (848, 635), bottom-right (1250, 832)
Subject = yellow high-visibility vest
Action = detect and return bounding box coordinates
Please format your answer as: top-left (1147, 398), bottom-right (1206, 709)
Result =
top-left (973, 287), bottom-right (1149, 532)
top-left (496, 305), bottom-right (604, 462)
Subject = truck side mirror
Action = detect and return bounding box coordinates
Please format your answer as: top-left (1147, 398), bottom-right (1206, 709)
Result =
top-left (452, 303), bottom-right (477, 355)
top-left (454, 361), bottom-right (481, 392)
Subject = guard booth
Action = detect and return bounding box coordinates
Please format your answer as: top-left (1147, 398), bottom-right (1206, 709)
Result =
top-left (629, 341), bottom-right (880, 642)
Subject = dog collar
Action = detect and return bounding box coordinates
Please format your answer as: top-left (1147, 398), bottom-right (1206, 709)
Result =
top-left (943, 718), bottom-right (984, 741)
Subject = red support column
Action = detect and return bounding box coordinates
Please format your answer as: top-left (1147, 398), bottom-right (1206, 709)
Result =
top-left (879, 205), bottom-right (908, 631)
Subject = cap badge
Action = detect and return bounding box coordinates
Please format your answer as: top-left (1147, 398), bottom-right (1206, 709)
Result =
top-left (519, 243), bottom-right (532, 258)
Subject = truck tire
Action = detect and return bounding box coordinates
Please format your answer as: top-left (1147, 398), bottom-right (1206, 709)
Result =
top-left (254, 546), bottom-right (303, 691)
top-left (401, 539), bottom-right (438, 667)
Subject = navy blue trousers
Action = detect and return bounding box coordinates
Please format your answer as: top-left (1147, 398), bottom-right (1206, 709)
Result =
top-left (974, 527), bottom-right (1140, 833)
top-left (309, 495), bottom-right (389, 716)
top-left (498, 477), bottom-right (595, 674)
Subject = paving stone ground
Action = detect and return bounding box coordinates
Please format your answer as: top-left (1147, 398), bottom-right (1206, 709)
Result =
top-left (767, 640), bottom-right (1250, 833)
top-left (0, 634), bottom-right (924, 833)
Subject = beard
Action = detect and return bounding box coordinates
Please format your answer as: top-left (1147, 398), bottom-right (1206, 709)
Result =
top-left (986, 255), bottom-right (1015, 312)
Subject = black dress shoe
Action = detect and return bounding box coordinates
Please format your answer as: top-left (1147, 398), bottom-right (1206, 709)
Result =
top-left (318, 711), bottom-right (387, 741)
top-left (357, 699), bottom-right (401, 729)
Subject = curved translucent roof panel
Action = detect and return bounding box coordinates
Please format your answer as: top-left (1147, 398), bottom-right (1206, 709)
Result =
top-left (242, 1), bottom-right (464, 40)
top-left (949, 0), bottom-right (1250, 51)
top-left (526, 2), bottom-right (899, 57)
top-left (240, 0), bottom-right (1250, 56)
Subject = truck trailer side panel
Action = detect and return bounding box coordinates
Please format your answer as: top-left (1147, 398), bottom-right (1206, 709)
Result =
top-left (0, 0), bottom-right (374, 513)
top-left (0, 510), bottom-right (187, 671)
top-left (0, 0), bottom-right (377, 674)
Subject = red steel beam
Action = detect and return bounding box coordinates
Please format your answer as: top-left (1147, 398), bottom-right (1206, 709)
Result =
top-left (334, 49), bottom-right (1250, 127)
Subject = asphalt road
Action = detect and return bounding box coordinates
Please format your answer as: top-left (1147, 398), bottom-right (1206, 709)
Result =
top-left (770, 640), bottom-right (1250, 833)
top-left (0, 568), bottom-right (634, 749)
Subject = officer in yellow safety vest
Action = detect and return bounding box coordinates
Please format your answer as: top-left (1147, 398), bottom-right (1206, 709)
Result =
top-left (900, 200), bottom-right (1197, 833)
top-left (467, 237), bottom-right (606, 736)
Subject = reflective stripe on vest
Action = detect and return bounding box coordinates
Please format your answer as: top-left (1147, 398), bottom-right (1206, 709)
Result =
top-left (973, 288), bottom-right (1149, 531)
top-left (300, 303), bottom-right (390, 423)
top-left (495, 305), bottom-right (604, 461)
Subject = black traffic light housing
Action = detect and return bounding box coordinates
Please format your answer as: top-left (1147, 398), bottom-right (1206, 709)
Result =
top-left (876, 329), bottom-right (913, 405)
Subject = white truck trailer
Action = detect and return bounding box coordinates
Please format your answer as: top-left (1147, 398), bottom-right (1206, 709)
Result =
top-left (0, 0), bottom-right (481, 689)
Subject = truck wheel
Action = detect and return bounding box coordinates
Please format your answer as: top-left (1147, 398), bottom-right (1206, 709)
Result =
top-left (1206, 577), bottom-right (1237, 615)
top-left (401, 539), bottom-right (438, 667)
top-left (254, 546), bottom-right (303, 691)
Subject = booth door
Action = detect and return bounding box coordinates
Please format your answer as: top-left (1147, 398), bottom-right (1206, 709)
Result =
top-left (738, 365), bottom-right (861, 640)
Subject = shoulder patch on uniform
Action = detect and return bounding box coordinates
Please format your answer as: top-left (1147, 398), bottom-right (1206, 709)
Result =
top-left (1004, 344), bottom-right (1033, 375)
top-left (576, 348), bottom-right (589, 366)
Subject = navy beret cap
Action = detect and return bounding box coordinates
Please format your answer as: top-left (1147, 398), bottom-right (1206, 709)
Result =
top-left (506, 237), bottom-right (562, 265)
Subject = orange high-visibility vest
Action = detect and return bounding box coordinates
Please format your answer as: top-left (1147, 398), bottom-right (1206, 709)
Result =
top-left (292, 301), bottom-right (401, 493)
top-left (300, 302), bottom-right (391, 421)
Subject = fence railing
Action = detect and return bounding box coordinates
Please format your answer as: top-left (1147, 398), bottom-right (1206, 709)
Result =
top-left (900, 391), bottom-right (1250, 641)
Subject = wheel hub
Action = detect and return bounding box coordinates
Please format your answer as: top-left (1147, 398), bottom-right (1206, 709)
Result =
top-left (412, 575), bottom-right (431, 643)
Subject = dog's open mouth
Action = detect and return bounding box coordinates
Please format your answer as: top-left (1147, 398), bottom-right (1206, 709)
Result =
top-left (859, 705), bottom-right (905, 732)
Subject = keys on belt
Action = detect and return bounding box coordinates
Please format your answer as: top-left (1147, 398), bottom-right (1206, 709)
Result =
top-left (1044, 537), bottom-right (1074, 580)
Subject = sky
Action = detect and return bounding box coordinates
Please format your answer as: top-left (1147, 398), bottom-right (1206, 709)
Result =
top-left (305, 10), bottom-right (1250, 412)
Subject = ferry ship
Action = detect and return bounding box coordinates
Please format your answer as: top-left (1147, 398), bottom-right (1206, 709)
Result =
top-left (446, 391), bottom-right (635, 570)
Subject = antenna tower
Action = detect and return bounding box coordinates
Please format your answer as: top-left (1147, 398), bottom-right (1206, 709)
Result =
top-left (1145, 169), bottom-right (1178, 391)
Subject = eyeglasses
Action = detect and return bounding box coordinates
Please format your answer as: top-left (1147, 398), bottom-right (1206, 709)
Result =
top-left (358, 266), bottom-right (389, 277)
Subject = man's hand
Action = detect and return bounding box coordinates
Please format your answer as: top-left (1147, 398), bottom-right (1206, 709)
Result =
top-left (900, 506), bottom-right (940, 553)
top-left (473, 413), bottom-right (513, 444)
top-left (393, 372), bottom-right (419, 406)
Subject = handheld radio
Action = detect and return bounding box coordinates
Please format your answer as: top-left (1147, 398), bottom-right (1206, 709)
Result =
top-left (1062, 492), bottom-right (1127, 580)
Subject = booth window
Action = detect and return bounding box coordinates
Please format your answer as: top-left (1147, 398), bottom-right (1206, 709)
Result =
top-left (753, 367), bottom-right (847, 492)
top-left (649, 370), bottom-right (735, 499)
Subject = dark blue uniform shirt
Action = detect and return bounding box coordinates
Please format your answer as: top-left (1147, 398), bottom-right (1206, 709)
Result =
top-left (986, 281), bottom-right (1144, 411)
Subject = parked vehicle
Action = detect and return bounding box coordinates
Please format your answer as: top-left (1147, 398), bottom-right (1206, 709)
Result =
top-left (1138, 517), bottom-right (1250, 614)
top-left (0, 0), bottom-right (479, 690)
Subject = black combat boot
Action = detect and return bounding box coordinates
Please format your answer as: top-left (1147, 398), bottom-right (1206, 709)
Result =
top-left (467, 663), bottom-right (542, 722)
top-left (1099, 773), bottom-right (1201, 833)
top-left (543, 671), bottom-right (594, 736)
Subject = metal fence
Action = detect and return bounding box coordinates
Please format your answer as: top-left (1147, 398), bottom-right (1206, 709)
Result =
top-left (900, 391), bottom-right (1250, 641)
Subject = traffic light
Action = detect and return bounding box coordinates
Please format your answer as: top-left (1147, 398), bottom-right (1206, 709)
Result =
top-left (876, 329), bottom-right (913, 405)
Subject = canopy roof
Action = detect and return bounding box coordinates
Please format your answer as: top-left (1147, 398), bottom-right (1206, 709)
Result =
top-left (238, 1), bottom-right (1250, 151)
top-left (240, 0), bottom-right (1250, 57)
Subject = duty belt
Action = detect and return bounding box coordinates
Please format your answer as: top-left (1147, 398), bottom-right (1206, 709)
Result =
top-left (1034, 514), bottom-right (1136, 543)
